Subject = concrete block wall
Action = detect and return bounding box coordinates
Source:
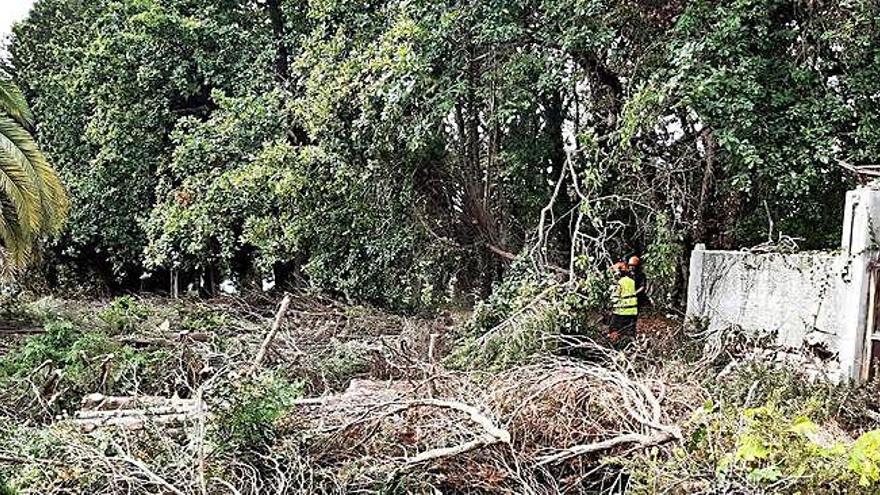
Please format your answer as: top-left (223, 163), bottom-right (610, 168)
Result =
top-left (686, 186), bottom-right (880, 382)
top-left (687, 248), bottom-right (851, 378)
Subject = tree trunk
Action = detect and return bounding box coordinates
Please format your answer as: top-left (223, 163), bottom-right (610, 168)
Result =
top-left (694, 127), bottom-right (716, 244)
top-left (265, 0), bottom-right (310, 145)
top-left (543, 89), bottom-right (573, 251)
top-left (266, 0), bottom-right (289, 83)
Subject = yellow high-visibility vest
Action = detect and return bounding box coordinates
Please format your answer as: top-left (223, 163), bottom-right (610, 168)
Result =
top-left (613, 276), bottom-right (638, 316)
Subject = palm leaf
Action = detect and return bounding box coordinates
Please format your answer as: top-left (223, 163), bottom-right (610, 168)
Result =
top-left (0, 79), bottom-right (35, 129)
top-left (0, 196), bottom-right (33, 267)
top-left (0, 139), bottom-right (40, 233)
top-left (0, 78), bottom-right (69, 268)
top-left (0, 116), bottom-right (68, 231)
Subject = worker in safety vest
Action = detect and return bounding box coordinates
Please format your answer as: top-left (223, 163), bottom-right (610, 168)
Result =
top-left (608, 262), bottom-right (638, 344)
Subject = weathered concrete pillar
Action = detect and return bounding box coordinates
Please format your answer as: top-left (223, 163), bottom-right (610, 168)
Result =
top-left (838, 187), bottom-right (880, 381)
top-left (686, 243), bottom-right (706, 318)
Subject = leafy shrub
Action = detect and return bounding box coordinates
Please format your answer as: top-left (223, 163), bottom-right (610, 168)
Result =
top-left (178, 306), bottom-right (229, 334)
top-left (707, 362), bottom-right (880, 431)
top-left (316, 339), bottom-right (374, 386)
top-left (446, 257), bottom-right (607, 370)
top-left (98, 296), bottom-right (151, 334)
top-left (446, 305), bottom-right (560, 371)
top-left (627, 363), bottom-right (880, 494)
top-left (0, 296), bottom-right (37, 327)
top-left (0, 320), bottom-right (80, 375)
top-left (211, 372), bottom-right (303, 454)
top-left (644, 212), bottom-right (683, 308)
top-left (851, 430), bottom-right (880, 487)
top-left (0, 320), bottom-right (169, 418)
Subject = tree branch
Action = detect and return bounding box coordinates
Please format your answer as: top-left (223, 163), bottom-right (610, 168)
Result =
top-left (248, 293), bottom-right (292, 375)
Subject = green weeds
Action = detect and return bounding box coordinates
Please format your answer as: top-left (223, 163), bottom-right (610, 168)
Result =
top-left (97, 296), bottom-right (151, 334)
top-left (211, 372), bottom-right (303, 454)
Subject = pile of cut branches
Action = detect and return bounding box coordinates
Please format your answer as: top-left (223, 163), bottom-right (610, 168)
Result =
top-left (3, 291), bottom-right (880, 494)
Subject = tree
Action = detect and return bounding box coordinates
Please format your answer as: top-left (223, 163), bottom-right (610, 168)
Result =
top-left (9, 0), bottom-right (278, 286)
top-left (8, 0), bottom-right (880, 308)
top-left (653, 0), bottom-right (874, 249)
top-left (0, 77), bottom-right (67, 268)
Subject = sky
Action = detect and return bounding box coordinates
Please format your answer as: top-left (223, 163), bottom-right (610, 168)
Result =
top-left (1, 0), bottom-right (36, 41)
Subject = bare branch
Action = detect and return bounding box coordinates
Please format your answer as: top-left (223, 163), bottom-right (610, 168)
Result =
top-left (249, 293), bottom-right (293, 375)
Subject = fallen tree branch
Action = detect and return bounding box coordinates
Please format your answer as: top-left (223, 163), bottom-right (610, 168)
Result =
top-left (388, 399), bottom-right (510, 466)
top-left (406, 433), bottom-right (500, 465)
top-left (330, 397), bottom-right (510, 443)
top-left (0, 326), bottom-right (44, 335)
top-left (401, 398), bottom-right (510, 443)
top-left (476, 286), bottom-right (556, 347)
top-left (248, 293), bottom-right (292, 375)
top-left (73, 404), bottom-right (196, 420)
top-left (195, 387), bottom-right (208, 495)
top-left (487, 243), bottom-right (568, 276)
top-left (531, 156), bottom-right (569, 271)
top-left (0, 454), bottom-right (66, 466)
top-left (536, 430), bottom-right (677, 467)
top-left (290, 397), bottom-right (327, 406)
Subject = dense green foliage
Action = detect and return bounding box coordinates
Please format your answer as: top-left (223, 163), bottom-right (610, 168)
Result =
top-left (629, 363), bottom-right (880, 493)
top-left (6, 0), bottom-right (876, 306)
top-left (0, 318), bottom-right (169, 418)
top-left (211, 371), bottom-right (303, 456)
top-left (0, 294), bottom-right (253, 422)
top-left (656, 0), bottom-right (879, 247)
top-left (445, 256), bottom-right (608, 370)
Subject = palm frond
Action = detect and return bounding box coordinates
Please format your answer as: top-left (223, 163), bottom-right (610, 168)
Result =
top-left (0, 141), bottom-right (40, 232)
top-left (0, 80), bottom-right (35, 129)
top-left (0, 195), bottom-right (33, 267)
top-left (0, 78), bottom-right (69, 268)
top-left (0, 116), bottom-right (69, 231)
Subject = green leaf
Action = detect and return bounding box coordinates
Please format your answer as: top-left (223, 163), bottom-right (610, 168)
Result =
top-left (747, 466), bottom-right (782, 483)
top-left (737, 434), bottom-right (770, 462)
top-left (789, 416), bottom-right (818, 436)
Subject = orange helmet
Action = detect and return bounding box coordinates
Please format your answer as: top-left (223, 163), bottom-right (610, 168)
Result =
top-left (628, 256), bottom-right (641, 267)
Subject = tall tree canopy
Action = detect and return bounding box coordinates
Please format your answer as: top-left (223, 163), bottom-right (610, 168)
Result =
top-left (6, 0), bottom-right (876, 307)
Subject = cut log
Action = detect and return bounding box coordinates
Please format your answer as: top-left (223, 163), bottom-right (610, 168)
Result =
top-left (71, 394), bottom-right (201, 433)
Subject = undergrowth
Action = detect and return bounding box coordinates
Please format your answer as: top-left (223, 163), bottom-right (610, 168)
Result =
top-left (445, 259), bottom-right (609, 370)
top-left (211, 371), bottom-right (304, 456)
top-left (315, 338), bottom-right (374, 386)
top-left (627, 362), bottom-right (880, 494)
top-left (98, 296), bottom-right (152, 334)
top-left (2, 291), bottom-right (880, 494)
top-left (0, 320), bottom-right (170, 419)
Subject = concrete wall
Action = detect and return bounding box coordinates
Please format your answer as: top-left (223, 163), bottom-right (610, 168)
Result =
top-left (686, 186), bottom-right (880, 382)
top-left (687, 248), bottom-right (851, 378)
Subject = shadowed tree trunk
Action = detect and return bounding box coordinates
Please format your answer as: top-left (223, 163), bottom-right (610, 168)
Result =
top-left (266, 0), bottom-right (289, 83)
top-left (694, 127), bottom-right (716, 244)
top-left (265, 0), bottom-right (311, 145)
top-left (543, 88), bottom-right (573, 251)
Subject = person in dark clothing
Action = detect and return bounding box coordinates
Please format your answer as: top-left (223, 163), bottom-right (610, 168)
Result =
top-left (629, 255), bottom-right (650, 310)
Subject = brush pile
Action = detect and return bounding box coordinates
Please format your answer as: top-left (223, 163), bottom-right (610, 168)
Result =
top-left (1, 291), bottom-right (880, 494)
